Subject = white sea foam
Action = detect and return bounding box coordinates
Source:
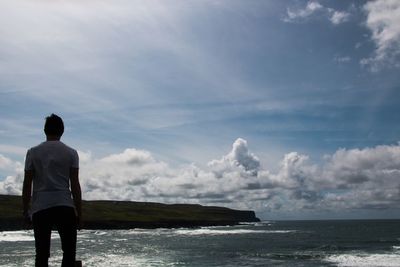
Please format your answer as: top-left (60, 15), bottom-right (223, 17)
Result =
top-left (325, 252), bottom-right (400, 267)
top-left (174, 228), bottom-right (296, 236)
top-left (0, 230), bottom-right (61, 242)
top-left (93, 231), bottom-right (108, 236)
top-left (0, 231), bottom-right (34, 242)
top-left (118, 228), bottom-right (171, 236)
top-left (239, 221), bottom-right (274, 227)
top-left (82, 253), bottom-right (144, 267)
top-left (79, 253), bottom-right (173, 267)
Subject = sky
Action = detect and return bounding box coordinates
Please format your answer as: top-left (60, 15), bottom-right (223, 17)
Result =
top-left (1, 0), bottom-right (400, 220)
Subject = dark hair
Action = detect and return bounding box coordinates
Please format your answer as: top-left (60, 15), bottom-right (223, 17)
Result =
top-left (44, 114), bottom-right (64, 137)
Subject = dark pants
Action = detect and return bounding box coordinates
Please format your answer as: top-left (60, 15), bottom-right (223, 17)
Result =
top-left (32, 206), bottom-right (77, 267)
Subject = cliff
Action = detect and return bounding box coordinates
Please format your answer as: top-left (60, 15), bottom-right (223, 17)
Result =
top-left (0, 195), bottom-right (260, 230)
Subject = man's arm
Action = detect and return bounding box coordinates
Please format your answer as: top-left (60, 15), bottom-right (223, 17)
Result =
top-left (22, 170), bottom-right (34, 218)
top-left (70, 167), bottom-right (82, 226)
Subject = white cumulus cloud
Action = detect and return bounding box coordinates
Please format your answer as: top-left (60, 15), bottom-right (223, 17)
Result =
top-left (361, 0), bottom-right (400, 70)
top-left (1, 139), bottom-right (400, 216)
top-left (208, 138), bottom-right (260, 177)
top-left (0, 154), bottom-right (13, 169)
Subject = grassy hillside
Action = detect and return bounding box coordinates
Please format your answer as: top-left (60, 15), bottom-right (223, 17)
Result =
top-left (0, 195), bottom-right (259, 230)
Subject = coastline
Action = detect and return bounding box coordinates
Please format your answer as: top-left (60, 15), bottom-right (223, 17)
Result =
top-left (0, 195), bottom-right (260, 231)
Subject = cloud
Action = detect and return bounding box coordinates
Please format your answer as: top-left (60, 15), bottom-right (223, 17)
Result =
top-left (0, 144), bottom-right (27, 156)
top-left (321, 143), bottom-right (400, 189)
top-left (255, 152), bottom-right (313, 190)
top-left (284, 1), bottom-right (323, 21)
top-left (361, 0), bottom-right (400, 70)
top-left (87, 140), bottom-right (399, 213)
top-left (100, 148), bottom-right (155, 166)
top-left (0, 154), bottom-right (13, 169)
top-left (0, 0), bottom-right (252, 127)
top-left (329, 10), bottom-right (350, 25)
top-left (0, 155), bottom-right (23, 195)
top-left (208, 138), bottom-right (260, 177)
top-left (284, 1), bottom-right (350, 25)
top-left (0, 154), bottom-right (22, 173)
top-left (334, 55), bottom-right (351, 63)
top-left (0, 174), bottom-right (24, 195)
top-left (257, 142), bottom-right (400, 212)
top-left (1, 139), bottom-right (400, 216)
top-left (80, 148), bottom-right (170, 200)
top-left (77, 150), bottom-right (92, 164)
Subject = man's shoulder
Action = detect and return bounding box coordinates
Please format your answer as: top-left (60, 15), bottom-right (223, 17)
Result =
top-left (61, 142), bottom-right (77, 151)
top-left (29, 141), bottom-right (77, 153)
top-left (59, 142), bottom-right (78, 156)
top-left (28, 142), bottom-right (46, 152)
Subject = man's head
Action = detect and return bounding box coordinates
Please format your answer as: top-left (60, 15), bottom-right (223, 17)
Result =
top-left (44, 114), bottom-right (64, 138)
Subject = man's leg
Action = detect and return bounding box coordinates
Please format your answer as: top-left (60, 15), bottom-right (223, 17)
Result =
top-left (55, 206), bottom-right (77, 267)
top-left (32, 209), bottom-right (52, 267)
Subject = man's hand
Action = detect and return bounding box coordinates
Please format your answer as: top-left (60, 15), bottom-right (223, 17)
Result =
top-left (76, 215), bottom-right (83, 230)
top-left (23, 211), bottom-right (32, 229)
top-left (22, 170), bottom-right (33, 229)
top-left (70, 167), bottom-right (82, 230)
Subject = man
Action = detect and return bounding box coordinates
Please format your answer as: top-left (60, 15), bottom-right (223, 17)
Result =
top-left (22, 114), bottom-right (82, 267)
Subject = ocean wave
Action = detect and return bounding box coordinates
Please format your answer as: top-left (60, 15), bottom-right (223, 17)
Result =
top-left (0, 230), bottom-right (61, 242)
top-left (239, 221), bottom-right (274, 227)
top-left (173, 228), bottom-right (296, 236)
top-left (325, 252), bottom-right (400, 267)
top-left (78, 252), bottom-right (175, 267)
top-left (0, 231), bottom-right (34, 242)
top-left (78, 227), bottom-right (297, 237)
top-left (81, 253), bottom-right (144, 267)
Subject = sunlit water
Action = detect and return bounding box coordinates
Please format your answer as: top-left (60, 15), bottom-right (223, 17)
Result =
top-left (1, 220), bottom-right (400, 266)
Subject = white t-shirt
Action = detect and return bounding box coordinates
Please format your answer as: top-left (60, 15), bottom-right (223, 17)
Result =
top-left (25, 141), bottom-right (79, 214)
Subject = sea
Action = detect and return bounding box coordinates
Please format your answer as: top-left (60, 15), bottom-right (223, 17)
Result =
top-left (1, 220), bottom-right (400, 267)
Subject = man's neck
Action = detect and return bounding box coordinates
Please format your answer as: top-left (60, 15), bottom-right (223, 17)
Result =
top-left (46, 136), bottom-right (60, 141)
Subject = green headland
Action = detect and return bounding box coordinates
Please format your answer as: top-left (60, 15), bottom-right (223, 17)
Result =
top-left (0, 194), bottom-right (260, 230)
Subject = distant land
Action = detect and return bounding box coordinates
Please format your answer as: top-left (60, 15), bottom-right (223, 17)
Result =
top-left (0, 195), bottom-right (260, 231)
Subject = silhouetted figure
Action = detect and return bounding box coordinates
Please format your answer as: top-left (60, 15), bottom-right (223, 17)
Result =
top-left (22, 114), bottom-right (82, 267)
